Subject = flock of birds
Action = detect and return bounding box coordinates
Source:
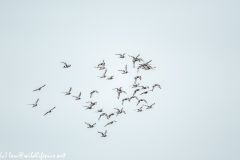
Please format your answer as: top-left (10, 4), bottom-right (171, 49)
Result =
top-left (28, 54), bottom-right (161, 138)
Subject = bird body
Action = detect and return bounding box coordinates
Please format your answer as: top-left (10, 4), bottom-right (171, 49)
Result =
top-left (43, 107), bottom-right (56, 116)
top-left (28, 98), bottom-right (39, 107)
top-left (85, 122), bottom-right (96, 128)
top-left (72, 92), bottom-right (81, 100)
top-left (118, 65), bottom-right (128, 74)
top-left (137, 99), bottom-right (147, 106)
top-left (122, 98), bottom-right (130, 105)
top-left (62, 87), bottom-right (72, 95)
top-left (98, 130), bottom-right (107, 137)
top-left (98, 69), bottom-right (107, 78)
top-left (104, 121), bottom-right (117, 127)
top-left (61, 62), bottom-right (71, 68)
top-left (152, 84), bottom-right (161, 91)
top-left (33, 85), bottom-right (46, 92)
top-left (90, 90), bottom-right (99, 98)
top-left (115, 53), bottom-right (126, 58)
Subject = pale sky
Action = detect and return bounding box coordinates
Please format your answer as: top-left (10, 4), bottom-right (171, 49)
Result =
top-left (0, 0), bottom-right (240, 160)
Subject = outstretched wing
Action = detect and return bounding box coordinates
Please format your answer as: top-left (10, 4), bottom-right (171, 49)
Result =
top-left (33, 88), bottom-right (38, 92)
top-left (98, 131), bottom-right (103, 136)
top-left (78, 92), bottom-right (81, 97)
top-left (136, 100), bottom-right (140, 106)
top-left (105, 130), bottom-right (107, 134)
top-left (85, 122), bottom-right (90, 125)
top-left (125, 65), bottom-right (127, 71)
top-left (69, 87), bottom-right (72, 92)
top-left (41, 84), bottom-right (46, 88)
top-left (43, 112), bottom-right (49, 116)
top-left (61, 62), bottom-right (67, 65)
top-left (104, 69), bottom-right (107, 75)
top-left (35, 98), bottom-right (39, 104)
top-left (50, 107), bottom-right (56, 111)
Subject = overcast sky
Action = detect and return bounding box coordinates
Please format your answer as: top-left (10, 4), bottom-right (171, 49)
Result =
top-left (0, 0), bottom-right (240, 160)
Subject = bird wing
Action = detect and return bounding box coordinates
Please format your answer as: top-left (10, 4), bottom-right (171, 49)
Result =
top-left (136, 54), bottom-right (140, 58)
top-left (61, 62), bottom-right (67, 65)
top-left (33, 89), bottom-right (38, 92)
top-left (35, 98), bottom-right (39, 104)
top-left (40, 85), bottom-right (46, 88)
top-left (104, 69), bottom-right (107, 75)
top-left (137, 100), bottom-right (140, 106)
top-left (125, 65), bottom-right (127, 71)
top-left (69, 87), bottom-right (72, 92)
top-left (78, 92), bottom-right (81, 97)
top-left (98, 131), bottom-right (104, 136)
top-left (85, 122), bottom-right (90, 125)
top-left (146, 60), bottom-right (152, 64)
top-left (93, 123), bottom-right (96, 126)
top-left (50, 107), bottom-right (56, 111)
top-left (144, 100), bottom-right (147, 103)
top-left (43, 112), bottom-right (49, 116)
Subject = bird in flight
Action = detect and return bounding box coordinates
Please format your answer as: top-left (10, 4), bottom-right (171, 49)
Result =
top-left (134, 76), bottom-right (142, 83)
top-left (113, 87), bottom-right (127, 99)
top-left (98, 69), bottom-right (107, 78)
top-left (151, 84), bottom-right (161, 91)
top-left (129, 82), bottom-right (140, 88)
top-left (129, 96), bottom-right (139, 102)
top-left (114, 107), bottom-right (126, 116)
top-left (138, 86), bottom-right (149, 90)
top-left (72, 92), bottom-right (81, 100)
top-left (107, 113), bottom-right (115, 119)
top-left (98, 130), bottom-right (107, 137)
top-left (43, 107), bottom-right (56, 116)
top-left (137, 99), bottom-right (147, 106)
top-left (33, 84), bottom-right (46, 92)
top-left (61, 62), bottom-right (71, 68)
top-left (85, 122), bottom-right (96, 128)
top-left (140, 90), bottom-right (151, 95)
top-left (122, 98), bottom-right (130, 105)
top-left (104, 121), bottom-right (117, 127)
top-left (62, 87), bottom-right (72, 95)
top-left (83, 101), bottom-right (97, 110)
top-left (134, 106), bottom-right (143, 112)
top-left (95, 108), bottom-right (103, 113)
top-left (143, 103), bottom-right (155, 110)
top-left (106, 76), bottom-right (114, 80)
top-left (129, 54), bottom-right (144, 68)
top-left (28, 98), bottom-right (39, 107)
top-left (95, 60), bottom-right (105, 69)
top-left (118, 65), bottom-right (128, 74)
top-left (90, 90), bottom-right (99, 98)
top-left (115, 53), bottom-right (126, 58)
top-left (98, 113), bottom-right (108, 120)
top-left (133, 88), bottom-right (140, 96)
